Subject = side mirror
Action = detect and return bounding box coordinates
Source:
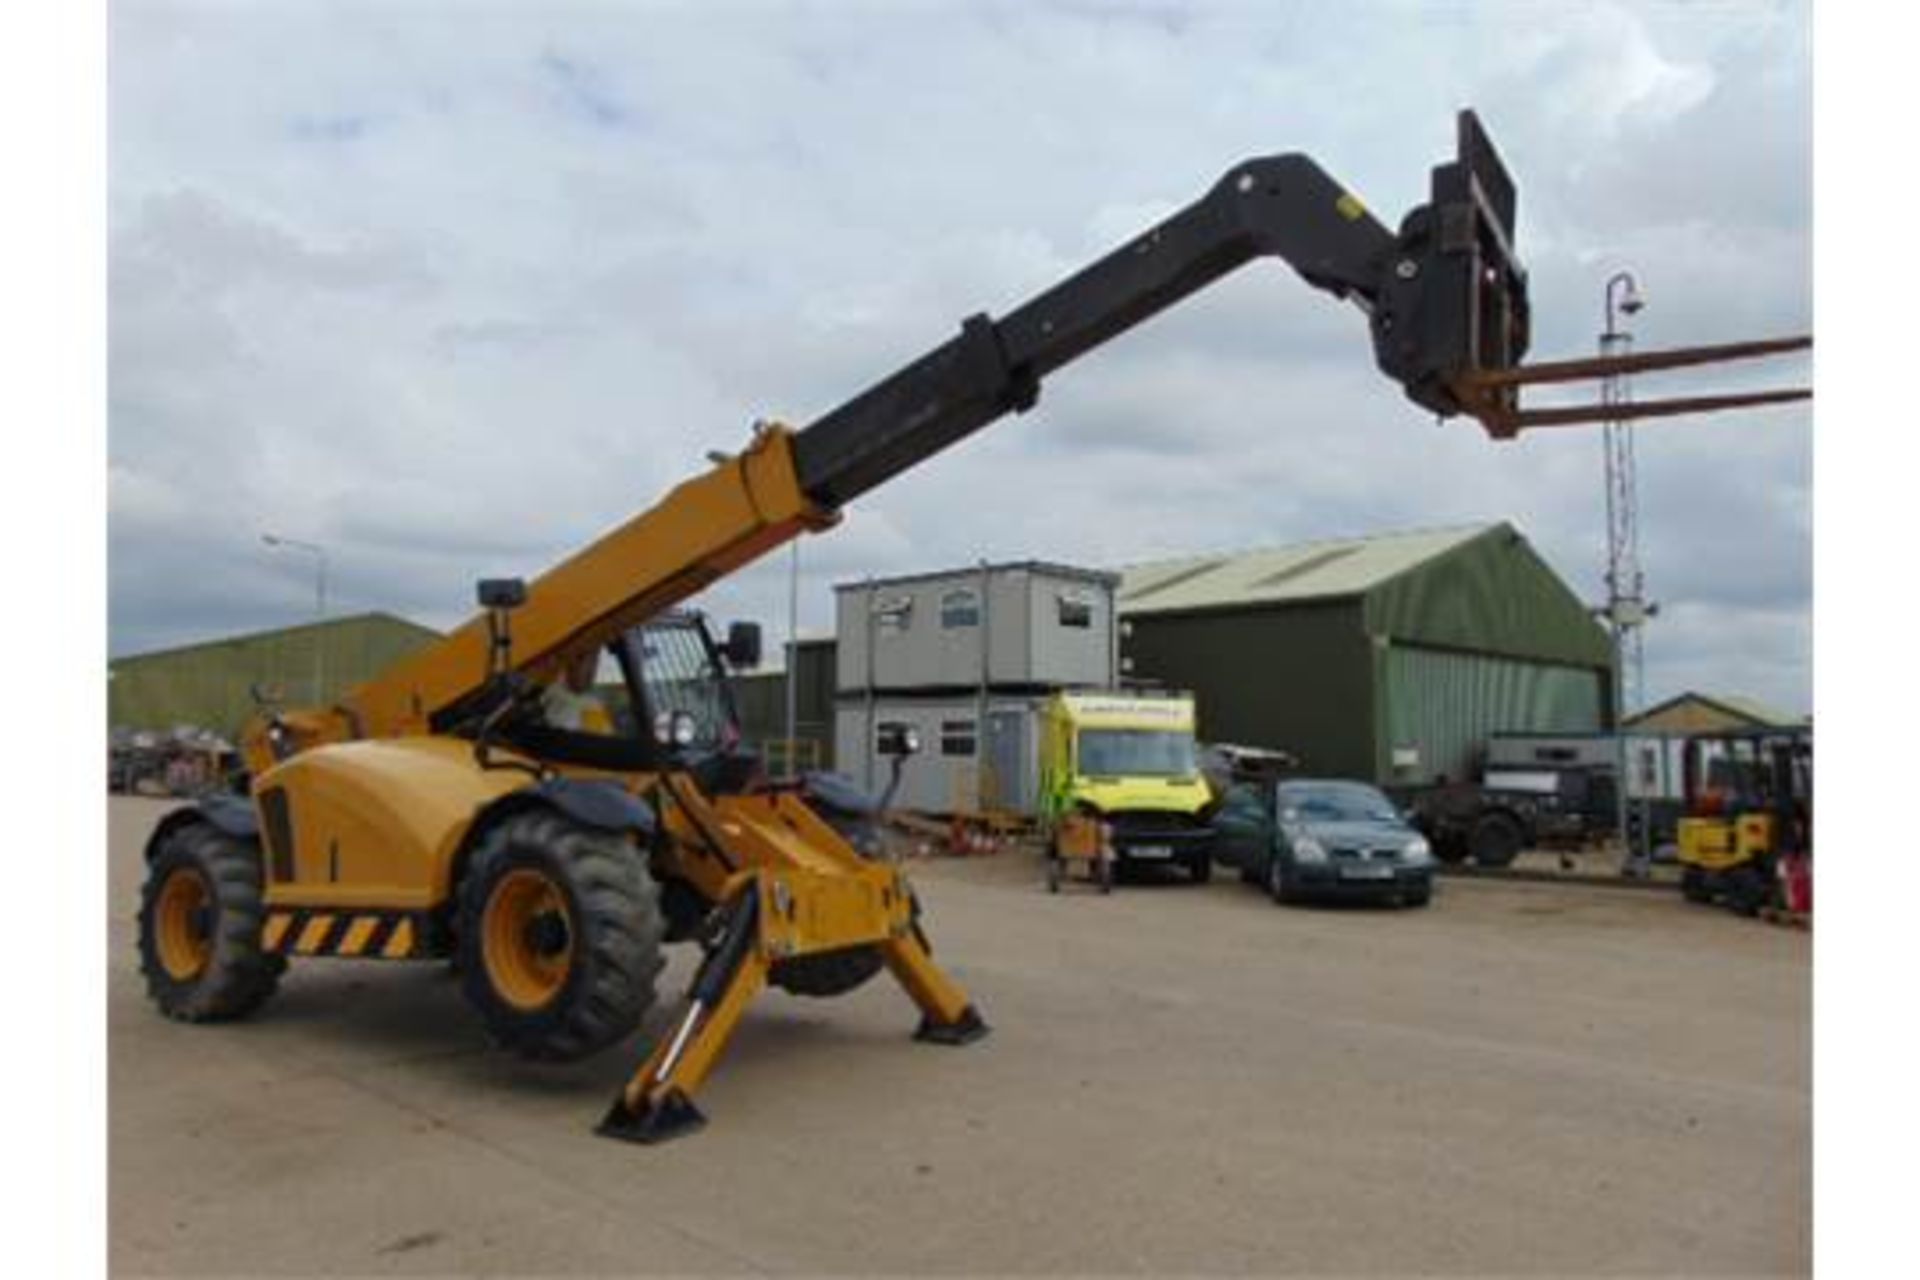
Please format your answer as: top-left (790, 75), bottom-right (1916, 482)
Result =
top-left (723, 620), bottom-right (763, 670)
top-left (877, 723), bottom-right (921, 758)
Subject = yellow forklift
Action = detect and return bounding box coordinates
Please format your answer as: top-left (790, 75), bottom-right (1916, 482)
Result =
top-left (134, 111), bottom-right (1808, 1141)
top-left (1677, 727), bottom-right (1812, 918)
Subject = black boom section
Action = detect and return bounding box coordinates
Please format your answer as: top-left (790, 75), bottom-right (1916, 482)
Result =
top-left (791, 153), bottom-right (1397, 510)
top-left (791, 112), bottom-right (1536, 506)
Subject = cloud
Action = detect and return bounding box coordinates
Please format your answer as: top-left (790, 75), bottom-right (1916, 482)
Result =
top-left (108, 1), bottom-right (1813, 713)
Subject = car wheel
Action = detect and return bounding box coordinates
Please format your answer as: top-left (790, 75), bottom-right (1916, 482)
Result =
top-left (1265, 855), bottom-right (1293, 905)
top-left (1469, 813), bottom-right (1524, 868)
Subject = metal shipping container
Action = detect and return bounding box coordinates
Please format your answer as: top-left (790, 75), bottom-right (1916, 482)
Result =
top-left (835, 562), bottom-right (1118, 694)
top-left (834, 694), bottom-right (1049, 816)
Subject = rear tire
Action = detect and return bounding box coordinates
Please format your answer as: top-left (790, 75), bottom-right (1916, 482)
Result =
top-left (1680, 865), bottom-right (1714, 904)
top-left (1470, 813), bottom-right (1524, 868)
top-left (457, 811), bottom-right (665, 1061)
top-left (138, 821), bottom-right (282, 1022)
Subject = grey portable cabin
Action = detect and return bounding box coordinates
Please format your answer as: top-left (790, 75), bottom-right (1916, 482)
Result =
top-left (835, 562), bottom-right (1119, 694)
top-left (834, 693), bottom-right (1049, 816)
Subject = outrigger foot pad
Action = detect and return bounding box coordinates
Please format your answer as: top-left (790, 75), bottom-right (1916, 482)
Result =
top-left (596, 1090), bottom-right (708, 1145)
top-left (913, 1005), bottom-right (990, 1046)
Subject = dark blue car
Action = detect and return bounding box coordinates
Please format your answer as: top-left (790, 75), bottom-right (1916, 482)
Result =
top-left (1213, 778), bottom-right (1434, 907)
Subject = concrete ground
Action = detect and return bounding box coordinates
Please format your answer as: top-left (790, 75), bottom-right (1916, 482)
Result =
top-left (109, 797), bottom-right (1809, 1276)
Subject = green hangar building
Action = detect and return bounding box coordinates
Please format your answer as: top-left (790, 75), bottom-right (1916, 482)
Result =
top-left (109, 612), bottom-right (442, 737)
top-left (1117, 524), bottom-right (1614, 786)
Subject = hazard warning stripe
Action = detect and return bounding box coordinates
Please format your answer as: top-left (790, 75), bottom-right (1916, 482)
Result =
top-left (381, 919), bottom-right (416, 959)
top-left (294, 914), bottom-right (335, 954)
top-left (337, 916), bottom-right (380, 956)
top-left (260, 909), bottom-right (429, 959)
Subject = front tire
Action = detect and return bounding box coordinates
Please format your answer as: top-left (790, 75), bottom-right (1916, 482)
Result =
top-left (457, 811), bottom-right (665, 1062)
top-left (1722, 863), bottom-right (1770, 918)
top-left (138, 820), bottom-right (282, 1022)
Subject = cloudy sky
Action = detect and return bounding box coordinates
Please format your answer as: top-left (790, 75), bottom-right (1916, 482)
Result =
top-left (108, 0), bottom-right (1812, 713)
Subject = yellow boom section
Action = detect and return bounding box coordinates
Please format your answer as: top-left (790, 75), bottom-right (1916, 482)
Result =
top-left (344, 425), bottom-right (836, 739)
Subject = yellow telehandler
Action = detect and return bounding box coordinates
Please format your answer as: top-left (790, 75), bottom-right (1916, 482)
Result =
top-left (135, 111), bottom-right (1805, 1141)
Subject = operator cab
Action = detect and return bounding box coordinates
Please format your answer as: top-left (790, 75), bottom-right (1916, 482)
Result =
top-left (619, 612), bottom-right (762, 793)
top-left (467, 606), bottom-right (764, 793)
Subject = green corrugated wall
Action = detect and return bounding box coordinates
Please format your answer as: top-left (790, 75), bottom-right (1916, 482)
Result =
top-left (1124, 524), bottom-right (1613, 785)
top-left (1363, 525), bottom-right (1612, 782)
top-left (108, 614), bottom-right (441, 736)
top-left (1120, 601), bottom-right (1377, 778)
top-left (1377, 643), bottom-right (1605, 783)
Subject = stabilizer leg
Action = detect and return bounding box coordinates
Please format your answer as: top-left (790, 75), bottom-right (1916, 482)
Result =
top-left (882, 924), bottom-right (990, 1047)
top-left (599, 892), bottom-right (767, 1144)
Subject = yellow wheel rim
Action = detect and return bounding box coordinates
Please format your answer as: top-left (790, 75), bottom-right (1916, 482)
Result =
top-left (154, 867), bottom-right (213, 982)
top-left (481, 869), bottom-right (575, 1012)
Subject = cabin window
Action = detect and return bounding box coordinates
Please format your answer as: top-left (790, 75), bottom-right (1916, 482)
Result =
top-left (940, 719), bottom-right (977, 757)
top-left (940, 589), bottom-right (980, 629)
top-left (1056, 590), bottom-right (1094, 629)
top-left (873, 594), bottom-right (913, 634)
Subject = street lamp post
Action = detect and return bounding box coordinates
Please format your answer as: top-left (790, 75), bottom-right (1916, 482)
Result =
top-left (1600, 271), bottom-right (1651, 875)
top-left (263, 534), bottom-right (329, 704)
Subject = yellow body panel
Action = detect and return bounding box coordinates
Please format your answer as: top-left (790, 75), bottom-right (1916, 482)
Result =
top-left (1678, 813), bottom-right (1776, 871)
top-left (337, 426), bottom-right (835, 741)
top-left (253, 736), bottom-right (531, 909)
top-left (664, 787), bottom-right (914, 956)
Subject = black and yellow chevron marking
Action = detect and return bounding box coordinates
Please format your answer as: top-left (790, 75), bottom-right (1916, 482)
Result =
top-left (261, 909), bottom-right (426, 959)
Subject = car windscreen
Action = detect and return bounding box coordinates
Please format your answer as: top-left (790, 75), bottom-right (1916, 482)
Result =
top-left (1077, 728), bottom-right (1196, 778)
top-left (1279, 782), bottom-right (1400, 823)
